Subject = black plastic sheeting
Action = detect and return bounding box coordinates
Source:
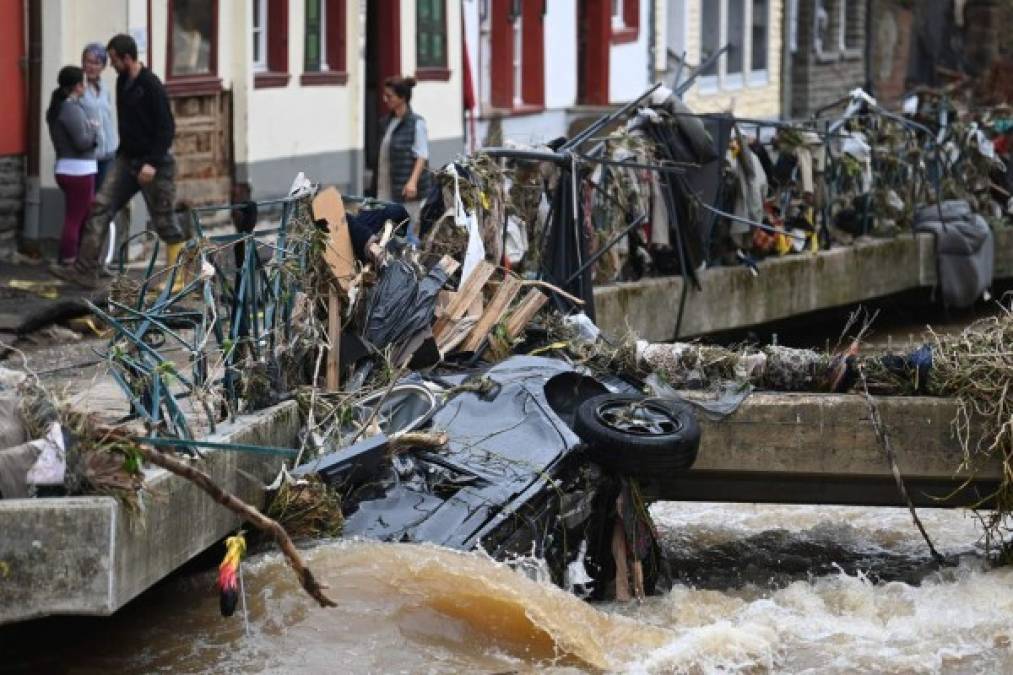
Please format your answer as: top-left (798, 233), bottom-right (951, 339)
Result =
top-left (364, 258), bottom-right (450, 359)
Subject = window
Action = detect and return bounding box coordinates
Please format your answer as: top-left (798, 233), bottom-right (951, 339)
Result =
top-left (167, 0), bottom-right (221, 94)
top-left (841, 0), bottom-right (862, 53)
top-left (610, 0), bottom-right (639, 43)
top-left (698, 1), bottom-right (771, 91)
top-left (304, 0), bottom-right (326, 72)
top-left (752, 0), bottom-right (769, 73)
top-left (252, 0), bottom-right (267, 73)
top-left (700, 1), bottom-right (720, 76)
top-left (253, 0), bottom-right (289, 88)
top-left (489, 0), bottom-right (544, 109)
top-left (815, 0), bottom-right (862, 61)
top-left (726, 5), bottom-right (745, 77)
top-left (170, 0), bottom-right (215, 77)
top-left (302, 0), bottom-right (347, 84)
top-left (416, 0), bottom-right (449, 79)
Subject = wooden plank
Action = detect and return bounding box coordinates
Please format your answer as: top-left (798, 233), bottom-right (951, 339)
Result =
top-left (436, 255), bottom-right (460, 278)
top-left (312, 187), bottom-right (355, 291)
top-left (327, 290), bottom-right (340, 390)
top-left (462, 275), bottom-right (523, 352)
top-left (432, 260), bottom-right (495, 340)
top-left (505, 288), bottom-right (549, 339)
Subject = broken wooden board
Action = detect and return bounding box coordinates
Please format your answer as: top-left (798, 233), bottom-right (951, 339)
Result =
top-left (505, 288), bottom-right (549, 339)
top-left (312, 187), bottom-right (355, 291)
top-left (432, 260), bottom-right (495, 341)
top-left (462, 275), bottom-right (524, 352)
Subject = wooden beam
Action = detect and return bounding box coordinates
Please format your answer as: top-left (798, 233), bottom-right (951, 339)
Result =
top-left (462, 275), bottom-right (523, 352)
top-left (432, 260), bottom-right (495, 340)
top-left (504, 288), bottom-right (548, 339)
top-left (327, 289), bottom-right (340, 390)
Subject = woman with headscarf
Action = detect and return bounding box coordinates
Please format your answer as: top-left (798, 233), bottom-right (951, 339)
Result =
top-left (375, 75), bottom-right (431, 239)
top-left (46, 66), bottom-right (98, 265)
top-left (80, 42), bottom-right (118, 189)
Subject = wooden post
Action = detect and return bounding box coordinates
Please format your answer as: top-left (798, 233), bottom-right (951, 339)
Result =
top-left (327, 288), bottom-right (340, 390)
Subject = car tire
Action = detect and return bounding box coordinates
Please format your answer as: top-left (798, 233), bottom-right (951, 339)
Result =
top-left (572, 393), bottom-right (700, 476)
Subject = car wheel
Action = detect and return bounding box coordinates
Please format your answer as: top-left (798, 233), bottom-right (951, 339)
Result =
top-left (572, 393), bottom-right (700, 475)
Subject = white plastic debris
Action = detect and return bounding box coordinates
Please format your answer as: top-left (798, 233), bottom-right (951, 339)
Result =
top-left (564, 540), bottom-right (594, 598)
top-left (504, 215), bottom-right (529, 265)
top-left (26, 422), bottom-right (67, 488)
top-left (563, 313), bottom-right (600, 344)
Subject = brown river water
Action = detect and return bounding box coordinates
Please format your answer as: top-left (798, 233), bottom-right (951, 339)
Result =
top-left (5, 502), bottom-right (1012, 673)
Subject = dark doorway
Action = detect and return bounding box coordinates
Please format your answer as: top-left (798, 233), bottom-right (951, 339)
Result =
top-left (363, 0), bottom-right (401, 195)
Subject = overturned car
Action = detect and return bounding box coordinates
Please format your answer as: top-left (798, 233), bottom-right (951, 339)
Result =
top-left (294, 356), bottom-right (700, 600)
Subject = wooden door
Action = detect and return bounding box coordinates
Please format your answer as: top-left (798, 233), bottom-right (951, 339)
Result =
top-left (170, 91), bottom-right (232, 208)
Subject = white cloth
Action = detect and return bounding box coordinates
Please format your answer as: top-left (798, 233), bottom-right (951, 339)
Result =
top-left (55, 158), bottom-right (98, 176)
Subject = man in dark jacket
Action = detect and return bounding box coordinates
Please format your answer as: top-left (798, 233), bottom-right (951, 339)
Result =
top-left (53, 33), bottom-right (189, 289)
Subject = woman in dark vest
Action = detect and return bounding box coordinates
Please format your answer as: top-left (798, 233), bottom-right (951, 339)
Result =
top-left (376, 75), bottom-right (431, 239)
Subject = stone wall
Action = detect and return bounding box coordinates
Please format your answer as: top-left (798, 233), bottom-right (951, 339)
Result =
top-left (0, 155), bottom-right (24, 260)
top-left (790, 0), bottom-right (867, 118)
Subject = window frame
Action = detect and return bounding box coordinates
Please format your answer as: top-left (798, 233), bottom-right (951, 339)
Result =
top-left (302, 0), bottom-right (348, 85)
top-left (416, 0), bottom-right (450, 81)
top-left (166, 0), bottom-right (222, 95)
top-left (252, 0), bottom-right (268, 73)
top-left (488, 0), bottom-right (544, 112)
top-left (698, 0), bottom-right (772, 94)
top-left (610, 0), bottom-right (639, 44)
top-left (814, 0), bottom-right (863, 63)
top-left (253, 0), bottom-right (291, 89)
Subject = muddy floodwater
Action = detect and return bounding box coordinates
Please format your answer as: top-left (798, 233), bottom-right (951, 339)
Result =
top-left (4, 502), bottom-right (1012, 673)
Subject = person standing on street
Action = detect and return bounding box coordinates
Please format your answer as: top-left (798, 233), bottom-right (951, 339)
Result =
top-left (374, 75), bottom-right (431, 240)
top-left (80, 42), bottom-right (123, 272)
top-left (46, 66), bottom-right (97, 266)
top-left (53, 33), bottom-right (189, 289)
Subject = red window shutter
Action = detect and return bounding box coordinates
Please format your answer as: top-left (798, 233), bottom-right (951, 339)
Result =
top-left (580, 0), bottom-right (609, 105)
top-left (623, 0), bottom-right (639, 31)
top-left (267, 0), bottom-right (289, 73)
top-left (521, 0), bottom-right (545, 107)
top-left (490, 0), bottom-right (513, 108)
top-left (325, 0), bottom-right (345, 72)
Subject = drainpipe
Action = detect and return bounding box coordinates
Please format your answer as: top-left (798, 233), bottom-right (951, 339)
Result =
top-left (22, 0), bottom-right (42, 248)
top-left (781, 0), bottom-right (794, 119)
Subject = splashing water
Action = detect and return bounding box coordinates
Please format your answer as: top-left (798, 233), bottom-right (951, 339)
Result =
top-left (5, 504), bottom-right (1013, 673)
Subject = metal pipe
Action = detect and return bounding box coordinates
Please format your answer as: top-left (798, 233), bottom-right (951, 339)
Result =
top-left (559, 82), bottom-right (662, 152)
top-left (564, 213), bottom-right (647, 285)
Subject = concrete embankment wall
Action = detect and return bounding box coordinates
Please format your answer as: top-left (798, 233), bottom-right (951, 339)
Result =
top-left (595, 229), bottom-right (1013, 341)
top-left (663, 392), bottom-right (1001, 508)
top-left (0, 402), bottom-right (300, 625)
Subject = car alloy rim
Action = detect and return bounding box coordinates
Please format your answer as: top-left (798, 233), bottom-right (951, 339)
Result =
top-left (594, 400), bottom-right (682, 436)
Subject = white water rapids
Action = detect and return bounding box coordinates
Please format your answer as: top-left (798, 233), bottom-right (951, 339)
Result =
top-left (9, 501), bottom-right (1010, 674)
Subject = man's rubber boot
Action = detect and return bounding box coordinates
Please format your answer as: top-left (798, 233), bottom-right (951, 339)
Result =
top-left (162, 242), bottom-right (186, 294)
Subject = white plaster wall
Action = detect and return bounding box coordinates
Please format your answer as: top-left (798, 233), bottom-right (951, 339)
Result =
top-left (475, 109), bottom-right (570, 147)
top-left (399, 0), bottom-right (464, 145)
top-left (609, 0), bottom-right (652, 103)
top-left (245, 0), bottom-right (362, 163)
top-left (544, 0), bottom-right (578, 110)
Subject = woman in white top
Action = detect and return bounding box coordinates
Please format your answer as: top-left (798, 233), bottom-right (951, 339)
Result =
top-left (46, 66), bottom-right (98, 264)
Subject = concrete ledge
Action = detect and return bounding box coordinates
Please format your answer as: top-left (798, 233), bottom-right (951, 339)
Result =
top-left (649, 393), bottom-right (1002, 508)
top-left (594, 230), bottom-right (1013, 341)
top-left (0, 401), bottom-right (300, 625)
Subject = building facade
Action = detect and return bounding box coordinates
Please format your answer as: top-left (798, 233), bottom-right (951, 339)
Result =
top-left (664, 0), bottom-right (784, 119)
top-left (786, 0), bottom-right (866, 118)
top-left (15, 0), bottom-right (466, 252)
top-left (463, 0), bottom-right (663, 148)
